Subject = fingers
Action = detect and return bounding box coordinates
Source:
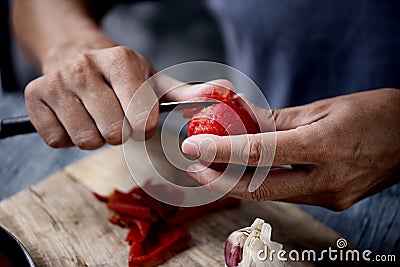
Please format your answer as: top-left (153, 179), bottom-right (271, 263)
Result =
top-left (186, 163), bottom-right (314, 201)
top-left (272, 100), bottom-right (330, 131)
top-left (25, 85), bottom-right (73, 148)
top-left (25, 46), bottom-right (158, 148)
top-left (186, 162), bottom-right (360, 210)
top-left (91, 46), bottom-right (158, 140)
top-left (47, 93), bottom-right (105, 150)
top-left (182, 129), bottom-right (314, 166)
top-left (56, 53), bottom-right (130, 145)
top-left (69, 76), bottom-right (129, 146)
top-left (25, 77), bottom-right (104, 149)
top-left (186, 162), bottom-right (354, 210)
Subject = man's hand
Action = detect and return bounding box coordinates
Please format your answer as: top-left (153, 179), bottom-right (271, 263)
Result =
top-left (13, 0), bottom-right (219, 150)
top-left (25, 46), bottom-right (160, 149)
top-left (182, 88), bottom-right (400, 210)
top-left (25, 42), bottom-right (228, 150)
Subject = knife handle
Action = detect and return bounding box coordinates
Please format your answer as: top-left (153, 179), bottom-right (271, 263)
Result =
top-left (0, 115), bottom-right (36, 139)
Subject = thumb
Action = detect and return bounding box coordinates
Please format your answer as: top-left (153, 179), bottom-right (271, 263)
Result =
top-left (153, 75), bottom-right (235, 101)
top-left (182, 130), bottom-right (312, 167)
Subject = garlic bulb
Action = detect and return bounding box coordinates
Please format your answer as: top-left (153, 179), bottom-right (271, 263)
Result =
top-left (225, 218), bottom-right (285, 267)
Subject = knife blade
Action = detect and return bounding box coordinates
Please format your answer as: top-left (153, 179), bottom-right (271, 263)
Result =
top-left (158, 99), bottom-right (218, 113)
top-left (0, 100), bottom-right (218, 139)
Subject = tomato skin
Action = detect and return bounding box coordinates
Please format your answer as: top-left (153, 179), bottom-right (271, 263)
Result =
top-left (188, 89), bottom-right (259, 137)
top-left (94, 181), bottom-right (241, 267)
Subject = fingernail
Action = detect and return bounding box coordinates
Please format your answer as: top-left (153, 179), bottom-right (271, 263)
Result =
top-left (182, 140), bottom-right (199, 156)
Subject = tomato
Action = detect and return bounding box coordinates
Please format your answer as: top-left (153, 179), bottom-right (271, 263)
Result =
top-left (187, 88), bottom-right (259, 136)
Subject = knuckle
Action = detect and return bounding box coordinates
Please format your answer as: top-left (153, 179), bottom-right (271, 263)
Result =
top-left (241, 135), bottom-right (262, 165)
top-left (69, 54), bottom-right (95, 86)
top-left (109, 46), bottom-right (149, 79)
top-left (24, 80), bottom-right (41, 102)
top-left (322, 172), bottom-right (346, 193)
top-left (111, 46), bottom-right (134, 63)
top-left (43, 72), bottom-right (65, 99)
top-left (72, 53), bottom-right (93, 74)
top-left (295, 128), bottom-right (325, 164)
top-left (327, 180), bottom-right (345, 193)
top-left (293, 130), bottom-right (313, 160)
top-left (250, 185), bottom-right (272, 202)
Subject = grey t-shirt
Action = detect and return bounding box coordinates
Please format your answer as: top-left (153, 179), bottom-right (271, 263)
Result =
top-left (206, 0), bottom-right (400, 108)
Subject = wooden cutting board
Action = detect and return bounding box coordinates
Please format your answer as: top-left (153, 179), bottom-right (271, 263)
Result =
top-left (0, 133), bottom-right (347, 267)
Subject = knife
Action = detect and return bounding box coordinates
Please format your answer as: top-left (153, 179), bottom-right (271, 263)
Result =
top-left (0, 100), bottom-right (218, 139)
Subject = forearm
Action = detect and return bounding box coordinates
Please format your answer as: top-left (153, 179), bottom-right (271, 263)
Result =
top-left (12, 0), bottom-right (115, 73)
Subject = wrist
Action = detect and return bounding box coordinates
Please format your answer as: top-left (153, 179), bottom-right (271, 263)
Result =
top-left (41, 31), bottom-right (115, 74)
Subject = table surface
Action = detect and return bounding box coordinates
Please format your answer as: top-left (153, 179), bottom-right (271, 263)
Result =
top-left (0, 144), bottom-right (349, 266)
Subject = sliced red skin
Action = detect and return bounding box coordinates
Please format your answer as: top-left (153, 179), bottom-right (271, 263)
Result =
top-left (128, 224), bottom-right (191, 267)
top-left (92, 192), bottom-right (110, 202)
top-left (141, 181), bottom-right (185, 205)
top-left (188, 88), bottom-right (259, 137)
top-left (107, 201), bottom-right (157, 222)
top-left (108, 214), bottom-right (152, 242)
top-left (95, 181), bottom-right (241, 267)
top-left (166, 197), bottom-right (241, 224)
top-left (129, 242), bottom-right (145, 262)
top-left (125, 219), bottom-right (152, 244)
top-left (106, 190), bottom-right (157, 221)
top-left (131, 184), bottom-right (181, 219)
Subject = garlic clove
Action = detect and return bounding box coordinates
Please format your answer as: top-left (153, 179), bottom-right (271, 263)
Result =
top-left (225, 230), bottom-right (248, 267)
top-left (225, 218), bottom-right (285, 267)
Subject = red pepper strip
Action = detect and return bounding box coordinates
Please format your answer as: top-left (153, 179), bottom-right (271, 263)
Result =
top-left (107, 190), bottom-right (158, 221)
top-left (129, 190), bottom-right (177, 219)
top-left (108, 213), bottom-right (153, 243)
top-left (109, 190), bottom-right (144, 206)
top-left (129, 241), bottom-right (145, 259)
top-left (128, 225), bottom-right (191, 267)
top-left (128, 182), bottom-right (181, 219)
top-left (107, 201), bottom-right (157, 222)
top-left (142, 181), bottom-right (185, 207)
top-left (92, 192), bottom-right (109, 202)
top-left (125, 227), bottom-right (143, 245)
top-left (125, 218), bottom-right (152, 244)
top-left (165, 197), bottom-right (241, 224)
top-left (109, 213), bottom-right (124, 227)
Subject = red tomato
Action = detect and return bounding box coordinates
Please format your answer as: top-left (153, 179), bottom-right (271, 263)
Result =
top-left (187, 88), bottom-right (259, 136)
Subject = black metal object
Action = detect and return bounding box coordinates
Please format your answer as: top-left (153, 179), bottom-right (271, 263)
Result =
top-left (0, 225), bottom-right (35, 267)
top-left (0, 0), bottom-right (19, 92)
top-left (0, 115), bottom-right (35, 139)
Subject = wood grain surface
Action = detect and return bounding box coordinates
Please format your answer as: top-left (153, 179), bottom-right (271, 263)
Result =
top-left (0, 140), bottom-right (346, 267)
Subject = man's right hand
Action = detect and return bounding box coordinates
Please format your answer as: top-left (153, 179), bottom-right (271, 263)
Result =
top-left (13, 0), bottom-right (222, 150)
top-left (25, 46), bottom-right (158, 149)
